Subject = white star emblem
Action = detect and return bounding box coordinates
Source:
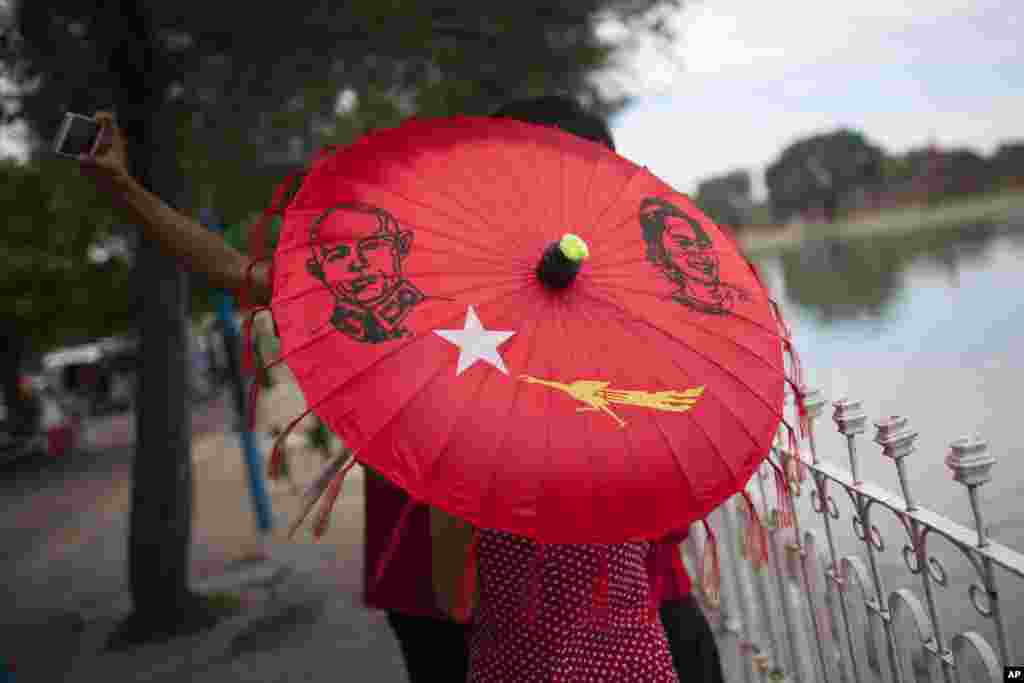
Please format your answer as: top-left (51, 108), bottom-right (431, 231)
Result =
top-left (433, 306), bottom-right (516, 376)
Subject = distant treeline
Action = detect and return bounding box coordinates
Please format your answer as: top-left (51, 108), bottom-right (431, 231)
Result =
top-left (694, 131), bottom-right (1024, 229)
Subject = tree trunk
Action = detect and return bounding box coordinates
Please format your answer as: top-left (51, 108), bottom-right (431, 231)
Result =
top-left (105, 0), bottom-right (218, 647)
top-left (823, 193), bottom-right (839, 223)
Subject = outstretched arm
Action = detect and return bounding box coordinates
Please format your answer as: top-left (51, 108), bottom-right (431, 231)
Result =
top-left (77, 112), bottom-right (272, 305)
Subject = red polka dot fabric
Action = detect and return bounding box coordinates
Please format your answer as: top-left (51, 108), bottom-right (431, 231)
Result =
top-left (468, 530), bottom-right (679, 682)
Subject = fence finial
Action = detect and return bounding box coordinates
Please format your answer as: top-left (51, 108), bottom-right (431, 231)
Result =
top-left (801, 386), bottom-right (827, 421)
top-left (946, 436), bottom-right (995, 548)
top-left (833, 398), bottom-right (867, 484)
top-left (832, 398), bottom-right (867, 436)
top-left (874, 415), bottom-right (919, 511)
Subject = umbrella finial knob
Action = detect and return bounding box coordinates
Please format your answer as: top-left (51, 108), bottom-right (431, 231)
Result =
top-left (559, 233), bottom-right (589, 263)
top-left (537, 234), bottom-right (589, 289)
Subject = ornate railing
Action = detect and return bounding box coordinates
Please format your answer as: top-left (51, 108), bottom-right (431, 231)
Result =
top-left (688, 387), bottom-right (1024, 683)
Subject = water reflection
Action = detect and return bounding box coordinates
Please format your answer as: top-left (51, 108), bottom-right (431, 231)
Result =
top-left (748, 215), bottom-right (1024, 661)
top-left (762, 220), bottom-right (1018, 325)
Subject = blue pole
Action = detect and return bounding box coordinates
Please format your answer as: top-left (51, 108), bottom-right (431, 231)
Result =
top-left (202, 210), bottom-right (274, 533)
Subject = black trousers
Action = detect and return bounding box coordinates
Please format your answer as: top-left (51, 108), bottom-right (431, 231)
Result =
top-left (386, 595), bottom-right (724, 682)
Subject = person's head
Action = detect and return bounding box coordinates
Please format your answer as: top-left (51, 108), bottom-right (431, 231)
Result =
top-left (490, 96), bottom-right (615, 152)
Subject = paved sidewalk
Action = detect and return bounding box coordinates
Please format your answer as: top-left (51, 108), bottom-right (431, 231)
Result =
top-left (3, 370), bottom-right (412, 682)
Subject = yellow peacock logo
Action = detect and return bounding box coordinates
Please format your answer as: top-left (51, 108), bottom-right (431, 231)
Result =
top-left (520, 375), bottom-right (704, 428)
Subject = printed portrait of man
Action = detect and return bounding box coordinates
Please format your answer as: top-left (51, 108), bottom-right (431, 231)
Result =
top-left (639, 197), bottom-right (749, 315)
top-left (306, 201), bottom-right (427, 343)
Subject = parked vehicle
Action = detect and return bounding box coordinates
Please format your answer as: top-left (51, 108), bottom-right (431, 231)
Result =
top-left (0, 371), bottom-right (79, 465)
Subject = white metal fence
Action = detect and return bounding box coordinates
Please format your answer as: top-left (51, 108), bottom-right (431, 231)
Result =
top-left (685, 387), bottom-right (1024, 683)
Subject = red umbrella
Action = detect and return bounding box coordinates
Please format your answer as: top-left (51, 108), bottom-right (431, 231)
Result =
top-left (245, 116), bottom-right (804, 575)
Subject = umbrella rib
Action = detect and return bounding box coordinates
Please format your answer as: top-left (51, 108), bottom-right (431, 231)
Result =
top-left (571, 288), bottom-right (789, 428)
top-left (312, 170), bottom-right (529, 265)
top-left (421, 292), bottom-right (550, 525)
top-left (584, 188), bottom-right (678, 261)
top-left (585, 278), bottom-right (782, 350)
top-left (500, 135), bottom-right (556, 258)
top-left (593, 301), bottom-right (766, 512)
top-left (281, 199), bottom-right (515, 265)
top-left (588, 167), bottom-right (661, 244)
top-left (568, 293), bottom-right (746, 529)
top-left (382, 139), bottom-right (543, 261)
top-left (579, 151), bottom-right (601, 232)
top-left (537, 289), bottom-right (562, 543)
top-left (559, 291), bottom-right (637, 543)
top-left (271, 272), bottom-right (534, 310)
top-left (272, 281), bottom-right (537, 400)
top-left (356, 354), bottom-right (466, 500)
top-left (581, 162), bottom-right (643, 245)
top-left (474, 293), bottom-right (551, 533)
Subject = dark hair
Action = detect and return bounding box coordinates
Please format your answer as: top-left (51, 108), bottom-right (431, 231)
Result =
top-left (490, 95), bottom-right (616, 151)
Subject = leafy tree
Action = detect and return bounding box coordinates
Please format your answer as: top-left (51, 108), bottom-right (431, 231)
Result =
top-left (0, 158), bottom-right (135, 350)
top-left (765, 129), bottom-right (885, 224)
top-left (1, 0), bottom-right (683, 644)
top-left (694, 169), bottom-right (753, 231)
top-left (938, 148), bottom-right (991, 198)
top-left (992, 141), bottom-right (1024, 186)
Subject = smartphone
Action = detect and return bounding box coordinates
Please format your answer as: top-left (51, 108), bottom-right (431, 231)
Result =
top-left (53, 112), bottom-right (101, 158)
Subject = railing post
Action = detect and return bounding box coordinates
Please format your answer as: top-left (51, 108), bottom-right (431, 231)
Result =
top-left (874, 416), bottom-right (953, 683)
top-left (804, 393), bottom-right (854, 683)
top-left (783, 538), bottom-right (821, 683)
top-left (945, 436), bottom-right (1012, 667)
top-left (788, 387), bottom-right (833, 683)
top-left (753, 468), bottom-right (794, 679)
top-left (720, 494), bottom-right (767, 682)
top-left (836, 400), bottom-right (904, 683)
top-left (705, 513), bottom-right (757, 683)
top-left (820, 398), bottom-right (866, 683)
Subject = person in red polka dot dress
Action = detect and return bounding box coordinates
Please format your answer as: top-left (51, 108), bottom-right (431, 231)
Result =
top-left (467, 530), bottom-right (680, 682)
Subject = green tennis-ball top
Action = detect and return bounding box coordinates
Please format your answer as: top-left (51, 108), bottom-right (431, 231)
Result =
top-left (559, 234), bottom-right (589, 263)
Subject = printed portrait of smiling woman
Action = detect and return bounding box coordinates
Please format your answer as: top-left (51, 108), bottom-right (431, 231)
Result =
top-left (639, 197), bottom-right (749, 315)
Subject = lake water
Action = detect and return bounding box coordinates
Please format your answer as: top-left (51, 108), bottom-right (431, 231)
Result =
top-left (747, 212), bottom-right (1024, 669)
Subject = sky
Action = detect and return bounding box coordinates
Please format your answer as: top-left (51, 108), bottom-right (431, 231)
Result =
top-left (3, 0), bottom-right (1021, 199)
top-left (607, 0), bottom-right (1023, 198)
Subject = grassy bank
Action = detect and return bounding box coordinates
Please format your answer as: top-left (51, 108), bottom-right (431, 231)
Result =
top-left (739, 190), bottom-right (1024, 256)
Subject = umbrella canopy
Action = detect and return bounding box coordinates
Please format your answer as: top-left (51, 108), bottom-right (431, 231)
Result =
top-left (251, 116), bottom-right (802, 547)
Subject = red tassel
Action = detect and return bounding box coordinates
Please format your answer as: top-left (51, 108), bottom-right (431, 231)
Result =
top-left (786, 425), bottom-right (807, 481)
top-left (771, 460), bottom-right (795, 528)
top-left (371, 497), bottom-right (417, 593)
top-left (287, 454), bottom-right (349, 538)
top-left (312, 144), bottom-right (340, 165)
top-left (268, 407), bottom-right (313, 480)
top-left (312, 457), bottom-right (357, 538)
top-left (454, 528), bottom-right (479, 623)
top-left (742, 491), bottom-right (770, 569)
top-left (241, 306), bottom-right (269, 377)
top-left (590, 546), bottom-right (611, 629)
top-left (700, 519), bottom-right (721, 608)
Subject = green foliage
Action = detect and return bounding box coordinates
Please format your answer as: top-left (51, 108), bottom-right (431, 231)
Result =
top-left (2, 1), bottom-right (681, 224)
top-left (773, 218), bottom-right (1005, 324)
top-left (694, 169), bottom-right (753, 230)
top-left (765, 129), bottom-right (885, 223)
top-left (0, 0), bottom-right (685, 348)
top-left (0, 157), bottom-right (137, 350)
